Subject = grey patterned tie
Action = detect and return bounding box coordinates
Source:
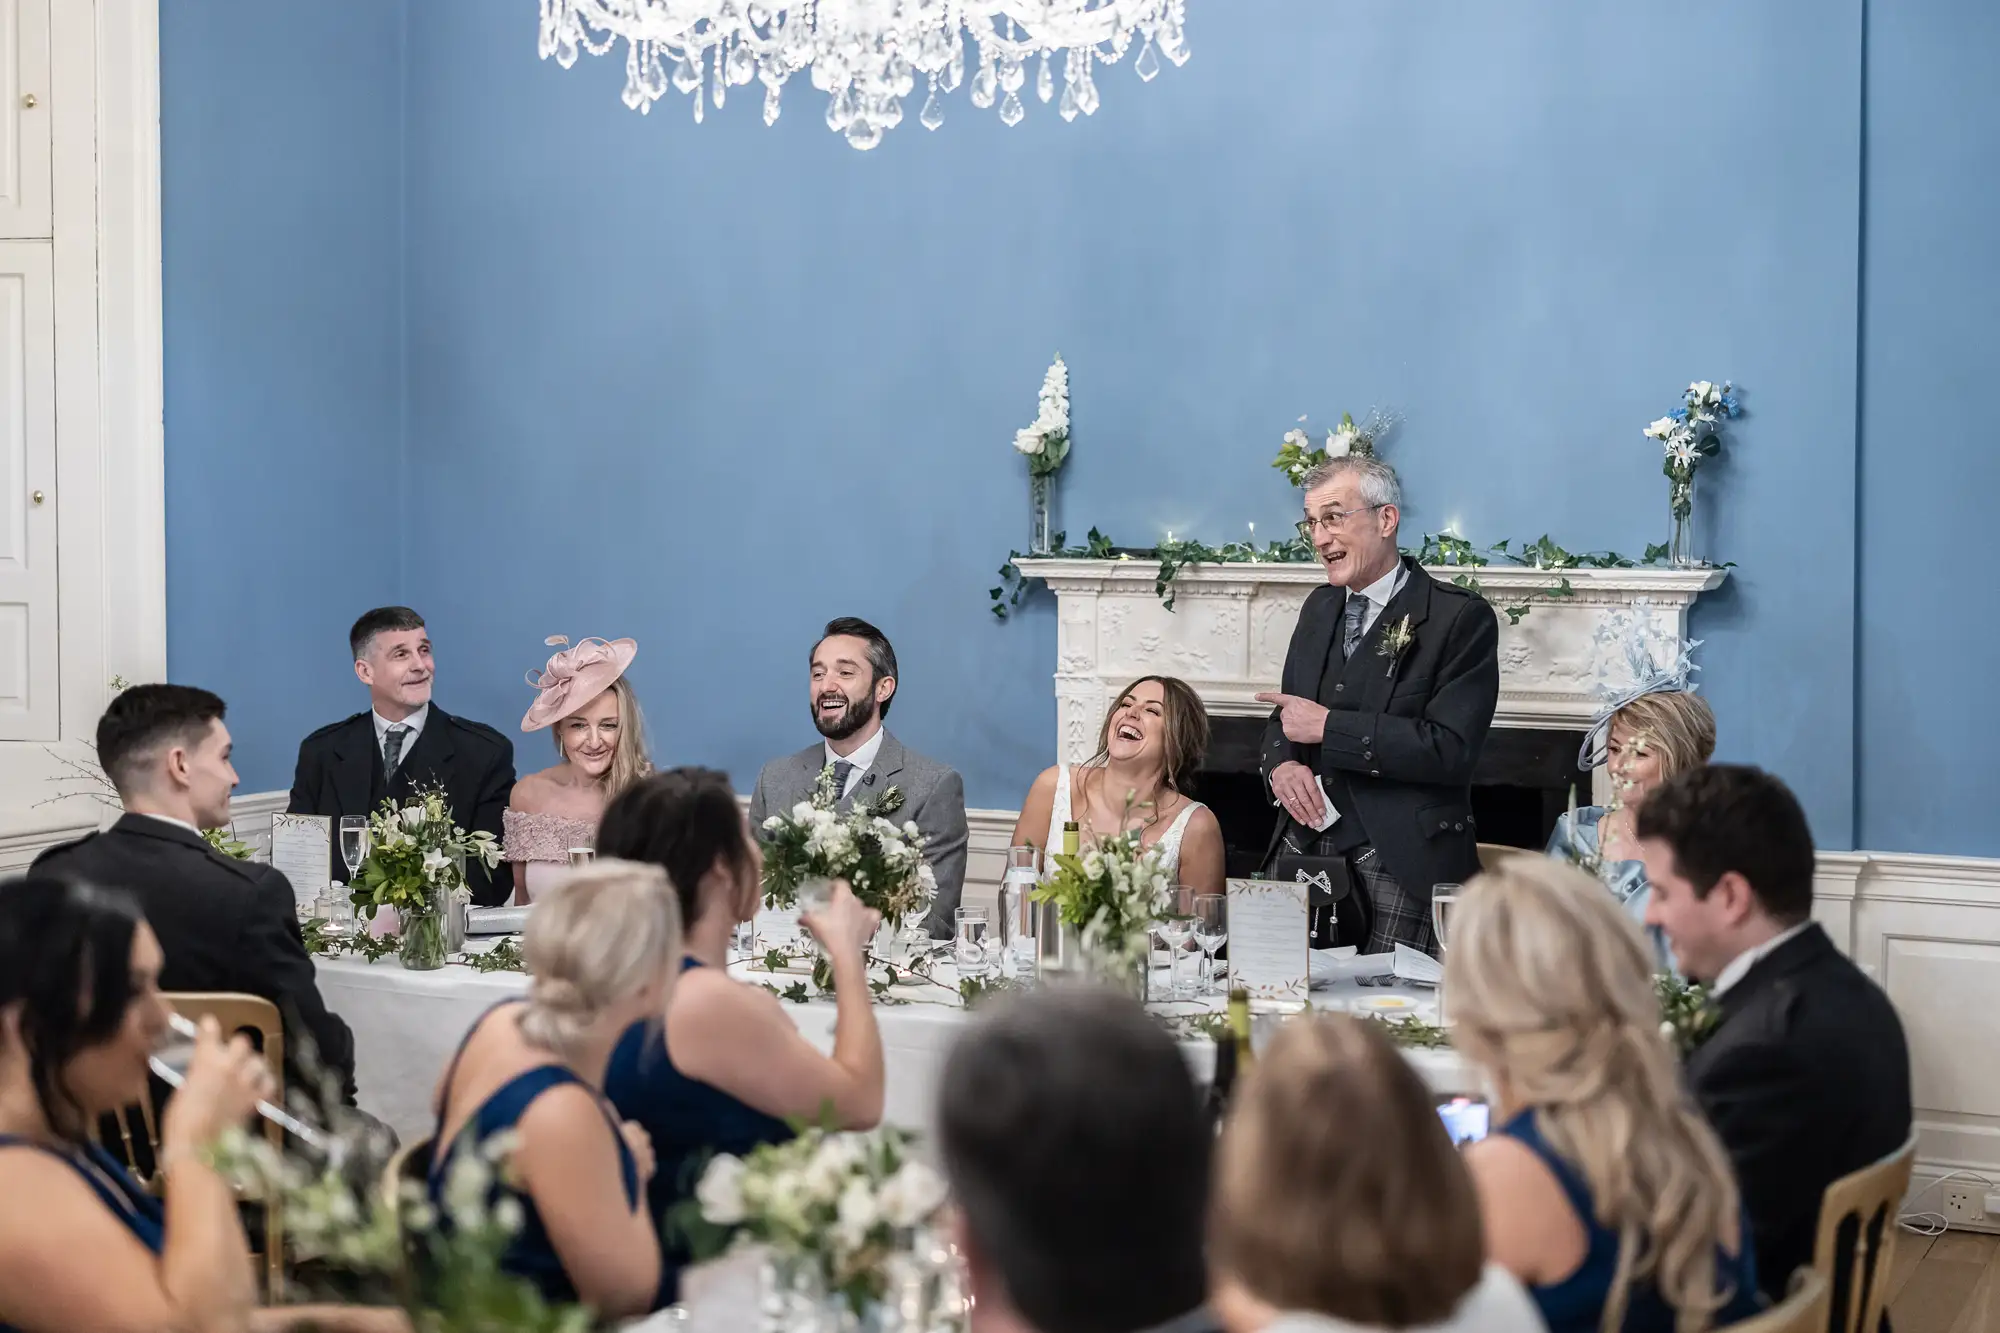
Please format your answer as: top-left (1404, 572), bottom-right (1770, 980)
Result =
top-left (383, 724), bottom-right (410, 776)
top-left (1340, 595), bottom-right (1368, 660)
top-left (831, 759), bottom-right (857, 801)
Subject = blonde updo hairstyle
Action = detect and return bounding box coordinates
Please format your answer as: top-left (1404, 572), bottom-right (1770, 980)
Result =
top-left (518, 858), bottom-right (681, 1058)
top-left (1446, 858), bottom-right (1744, 1333)
top-left (1611, 691), bottom-right (1716, 784)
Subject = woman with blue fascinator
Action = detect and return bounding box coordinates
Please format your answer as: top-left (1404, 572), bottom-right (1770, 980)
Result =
top-left (1546, 617), bottom-right (1715, 966)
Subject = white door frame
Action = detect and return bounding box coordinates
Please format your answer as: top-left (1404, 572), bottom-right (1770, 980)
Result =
top-left (0, 0), bottom-right (163, 843)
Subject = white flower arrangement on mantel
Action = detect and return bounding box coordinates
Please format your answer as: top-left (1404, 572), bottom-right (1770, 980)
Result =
top-left (1014, 353), bottom-right (1070, 554)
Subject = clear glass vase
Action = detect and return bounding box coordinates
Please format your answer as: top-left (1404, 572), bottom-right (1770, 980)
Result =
top-left (1668, 477), bottom-right (1698, 567)
top-left (399, 905), bottom-right (447, 971)
top-left (1028, 471), bottom-right (1053, 555)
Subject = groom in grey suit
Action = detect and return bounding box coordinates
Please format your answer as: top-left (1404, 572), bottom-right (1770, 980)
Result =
top-left (747, 617), bottom-right (969, 939)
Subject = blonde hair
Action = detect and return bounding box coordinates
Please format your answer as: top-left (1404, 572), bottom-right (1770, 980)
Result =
top-left (1612, 691), bottom-right (1716, 785)
top-left (1448, 859), bottom-right (1743, 1332)
top-left (518, 858), bottom-right (680, 1057)
top-left (553, 675), bottom-right (652, 800)
top-left (1211, 1014), bottom-right (1484, 1326)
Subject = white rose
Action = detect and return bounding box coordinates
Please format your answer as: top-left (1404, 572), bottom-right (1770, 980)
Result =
top-left (1014, 427), bottom-right (1046, 456)
top-left (902, 821), bottom-right (921, 840)
top-left (792, 801), bottom-right (818, 823)
top-left (1282, 428), bottom-right (1308, 449)
top-left (696, 1155), bottom-right (748, 1225)
top-left (1644, 416), bottom-right (1678, 440)
top-left (1327, 427), bottom-right (1357, 457)
top-left (400, 806), bottom-right (426, 830)
top-left (763, 815), bottom-right (784, 831)
top-left (835, 1178), bottom-right (879, 1251)
top-left (878, 1163), bottom-right (948, 1228)
top-left (917, 863), bottom-right (937, 895)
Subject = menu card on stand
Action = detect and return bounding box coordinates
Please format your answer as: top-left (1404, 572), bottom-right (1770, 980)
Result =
top-left (1225, 877), bottom-right (1310, 1004)
top-left (270, 814), bottom-right (332, 914)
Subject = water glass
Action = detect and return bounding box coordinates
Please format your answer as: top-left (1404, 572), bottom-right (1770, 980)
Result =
top-left (1192, 894), bottom-right (1228, 996)
top-left (567, 847), bottom-right (595, 868)
top-left (1156, 886), bottom-right (1196, 1000)
top-left (338, 816), bottom-right (370, 878)
top-left (1431, 884), bottom-right (1461, 1024)
top-left (999, 846), bottom-right (1040, 979)
top-left (955, 906), bottom-right (992, 981)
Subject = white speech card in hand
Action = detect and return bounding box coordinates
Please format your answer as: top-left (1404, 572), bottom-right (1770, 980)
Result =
top-left (270, 813), bottom-right (332, 913)
top-left (1226, 877), bottom-right (1310, 1004)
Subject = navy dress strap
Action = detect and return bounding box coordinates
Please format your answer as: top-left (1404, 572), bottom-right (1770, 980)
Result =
top-left (0, 1135), bottom-right (166, 1333)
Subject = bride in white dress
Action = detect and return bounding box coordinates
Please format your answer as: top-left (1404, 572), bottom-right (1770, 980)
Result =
top-left (1010, 675), bottom-right (1226, 896)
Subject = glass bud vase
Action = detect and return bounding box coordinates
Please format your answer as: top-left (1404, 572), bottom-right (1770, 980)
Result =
top-left (1028, 471), bottom-right (1053, 556)
top-left (1668, 476), bottom-right (1698, 567)
top-left (399, 903), bottom-right (448, 971)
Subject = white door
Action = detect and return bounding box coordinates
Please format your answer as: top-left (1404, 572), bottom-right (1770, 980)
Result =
top-left (0, 0), bottom-right (50, 239)
top-left (0, 240), bottom-right (56, 739)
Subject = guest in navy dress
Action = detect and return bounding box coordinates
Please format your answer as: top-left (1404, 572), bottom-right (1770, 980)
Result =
top-left (600, 767), bottom-right (887, 1300)
top-left (0, 876), bottom-right (402, 1333)
top-left (428, 859), bottom-right (681, 1321)
top-left (1448, 858), bottom-right (1760, 1333)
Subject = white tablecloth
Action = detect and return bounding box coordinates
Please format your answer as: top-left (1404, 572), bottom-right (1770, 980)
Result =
top-left (315, 949), bottom-right (1482, 1145)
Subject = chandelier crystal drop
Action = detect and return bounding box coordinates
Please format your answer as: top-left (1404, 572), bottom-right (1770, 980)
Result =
top-left (538, 1), bottom-right (1190, 151)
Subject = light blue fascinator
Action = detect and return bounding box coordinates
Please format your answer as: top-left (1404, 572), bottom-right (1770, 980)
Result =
top-left (1577, 600), bottom-right (1701, 770)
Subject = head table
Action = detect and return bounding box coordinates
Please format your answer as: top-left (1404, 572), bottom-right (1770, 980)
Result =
top-left (313, 943), bottom-right (1482, 1147)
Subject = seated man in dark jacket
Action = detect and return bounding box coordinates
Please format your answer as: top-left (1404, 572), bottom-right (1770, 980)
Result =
top-left (1638, 764), bottom-right (1912, 1304)
top-left (34, 684), bottom-right (357, 1103)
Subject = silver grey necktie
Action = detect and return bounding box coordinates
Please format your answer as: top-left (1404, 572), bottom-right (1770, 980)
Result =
top-left (1340, 595), bottom-right (1368, 660)
top-left (831, 759), bottom-right (857, 800)
top-left (383, 725), bottom-right (410, 775)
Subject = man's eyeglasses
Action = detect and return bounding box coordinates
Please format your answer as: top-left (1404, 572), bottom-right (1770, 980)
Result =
top-left (1297, 504), bottom-right (1387, 539)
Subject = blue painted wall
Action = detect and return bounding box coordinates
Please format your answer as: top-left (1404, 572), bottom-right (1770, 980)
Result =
top-left (160, 0), bottom-right (407, 791)
top-left (158, 0), bottom-right (2000, 855)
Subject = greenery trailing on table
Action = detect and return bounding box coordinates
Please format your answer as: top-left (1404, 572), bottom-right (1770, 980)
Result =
top-left (958, 974), bottom-right (1031, 1007)
top-left (460, 938), bottom-right (528, 974)
top-left (301, 918), bottom-right (402, 964)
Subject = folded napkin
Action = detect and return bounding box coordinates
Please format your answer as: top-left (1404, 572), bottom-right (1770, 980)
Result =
top-left (1391, 942), bottom-right (1443, 986)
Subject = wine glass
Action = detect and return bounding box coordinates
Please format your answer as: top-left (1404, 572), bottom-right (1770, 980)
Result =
top-left (1431, 884), bottom-right (1461, 1025)
top-left (1192, 894), bottom-right (1228, 996)
top-left (1156, 886), bottom-right (1196, 1000)
top-left (955, 906), bottom-right (992, 982)
top-left (338, 816), bottom-right (370, 880)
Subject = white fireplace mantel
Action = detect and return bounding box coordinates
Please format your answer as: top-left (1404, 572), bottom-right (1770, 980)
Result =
top-left (1013, 559), bottom-right (1726, 766)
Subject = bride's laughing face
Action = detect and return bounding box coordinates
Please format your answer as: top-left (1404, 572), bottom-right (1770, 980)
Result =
top-left (1105, 680), bottom-right (1169, 767)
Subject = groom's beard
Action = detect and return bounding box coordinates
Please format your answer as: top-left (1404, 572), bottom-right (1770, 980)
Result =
top-left (813, 688), bottom-right (878, 742)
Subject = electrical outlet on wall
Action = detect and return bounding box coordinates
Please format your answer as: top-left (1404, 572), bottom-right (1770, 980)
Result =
top-left (1944, 1186), bottom-right (1986, 1224)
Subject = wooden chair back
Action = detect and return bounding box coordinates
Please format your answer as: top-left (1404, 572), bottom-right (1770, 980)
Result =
top-left (107, 994), bottom-right (287, 1297)
top-left (1725, 1269), bottom-right (1828, 1332)
top-left (1476, 841), bottom-right (1536, 873)
top-left (1811, 1132), bottom-right (1917, 1333)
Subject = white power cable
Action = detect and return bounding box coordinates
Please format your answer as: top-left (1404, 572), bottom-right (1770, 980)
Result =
top-left (1898, 1169), bottom-right (1996, 1237)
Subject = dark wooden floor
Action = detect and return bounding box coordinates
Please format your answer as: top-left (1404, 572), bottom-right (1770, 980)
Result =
top-left (1891, 1231), bottom-right (2000, 1333)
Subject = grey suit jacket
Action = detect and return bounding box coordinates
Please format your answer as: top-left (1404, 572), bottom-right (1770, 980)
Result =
top-left (746, 731), bottom-right (969, 939)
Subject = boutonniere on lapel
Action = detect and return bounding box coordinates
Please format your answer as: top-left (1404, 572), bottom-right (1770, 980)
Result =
top-left (1656, 974), bottom-right (1719, 1057)
top-left (1376, 615), bottom-right (1416, 678)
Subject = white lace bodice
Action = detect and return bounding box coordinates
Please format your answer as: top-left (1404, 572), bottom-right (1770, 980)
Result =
top-left (1048, 764), bottom-right (1204, 879)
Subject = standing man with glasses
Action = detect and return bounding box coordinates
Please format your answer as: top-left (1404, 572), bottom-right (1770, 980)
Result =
top-left (289, 607), bottom-right (518, 905)
top-left (1254, 458), bottom-right (1499, 955)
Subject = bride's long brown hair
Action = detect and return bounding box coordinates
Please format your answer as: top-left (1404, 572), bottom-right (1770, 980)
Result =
top-left (1086, 675), bottom-right (1210, 793)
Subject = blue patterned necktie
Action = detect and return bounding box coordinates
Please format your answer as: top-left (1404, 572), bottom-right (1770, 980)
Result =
top-left (1340, 595), bottom-right (1368, 660)
top-left (383, 724), bottom-right (410, 775)
top-left (831, 759), bottom-right (856, 800)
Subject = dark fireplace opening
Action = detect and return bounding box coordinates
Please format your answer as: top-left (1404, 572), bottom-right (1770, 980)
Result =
top-left (1189, 718), bottom-right (1587, 878)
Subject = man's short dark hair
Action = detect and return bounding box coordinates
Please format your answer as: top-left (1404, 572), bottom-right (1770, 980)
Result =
top-left (349, 606), bottom-right (426, 662)
top-left (938, 987), bottom-right (1209, 1333)
top-left (1635, 763), bottom-right (1816, 924)
top-left (814, 617), bottom-right (898, 718)
top-left (96, 684), bottom-right (227, 797)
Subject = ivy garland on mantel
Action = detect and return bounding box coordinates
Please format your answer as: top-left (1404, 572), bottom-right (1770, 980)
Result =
top-left (990, 528), bottom-right (1684, 624)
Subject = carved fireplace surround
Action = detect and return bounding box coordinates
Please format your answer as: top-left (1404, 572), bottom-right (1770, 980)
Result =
top-left (1012, 559), bottom-right (1727, 786)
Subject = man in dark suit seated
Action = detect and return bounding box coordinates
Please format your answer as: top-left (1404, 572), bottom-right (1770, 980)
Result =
top-left (33, 684), bottom-right (357, 1103)
top-left (1637, 764), bottom-right (1913, 1302)
top-left (289, 606), bottom-right (517, 905)
top-left (1254, 456), bottom-right (1500, 955)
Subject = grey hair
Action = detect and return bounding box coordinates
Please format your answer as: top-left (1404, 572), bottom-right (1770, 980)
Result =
top-left (518, 858), bottom-right (682, 1058)
top-left (1300, 456), bottom-right (1402, 510)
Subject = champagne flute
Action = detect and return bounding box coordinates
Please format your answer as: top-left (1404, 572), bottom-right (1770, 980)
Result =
top-left (1431, 884), bottom-right (1461, 1025)
top-left (151, 1012), bottom-right (327, 1150)
top-left (1156, 886), bottom-right (1196, 1001)
top-left (338, 816), bottom-right (370, 880)
top-left (1192, 894), bottom-right (1227, 997)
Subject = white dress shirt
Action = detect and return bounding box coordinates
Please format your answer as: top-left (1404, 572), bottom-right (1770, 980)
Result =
top-left (373, 703), bottom-right (430, 768)
top-left (1710, 920), bottom-right (1815, 998)
top-left (824, 727), bottom-right (886, 799)
top-left (133, 811), bottom-right (202, 838)
top-left (1348, 559), bottom-right (1410, 637)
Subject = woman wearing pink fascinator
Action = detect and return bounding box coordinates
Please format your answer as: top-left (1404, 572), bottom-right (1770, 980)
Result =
top-left (503, 636), bottom-right (651, 902)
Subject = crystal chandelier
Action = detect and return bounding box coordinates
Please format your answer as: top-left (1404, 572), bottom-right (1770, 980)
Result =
top-left (538, 1), bottom-right (1190, 151)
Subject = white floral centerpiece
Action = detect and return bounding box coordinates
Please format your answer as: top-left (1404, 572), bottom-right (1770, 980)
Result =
top-left (1641, 379), bottom-right (1741, 566)
top-left (349, 788), bottom-right (501, 971)
top-left (761, 765), bottom-right (935, 935)
top-left (691, 1125), bottom-right (948, 1320)
top-left (1014, 353), bottom-right (1071, 554)
top-left (1032, 827), bottom-right (1173, 990)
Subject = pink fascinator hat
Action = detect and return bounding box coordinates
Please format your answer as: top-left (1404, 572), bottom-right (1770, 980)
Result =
top-left (522, 636), bottom-right (638, 732)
